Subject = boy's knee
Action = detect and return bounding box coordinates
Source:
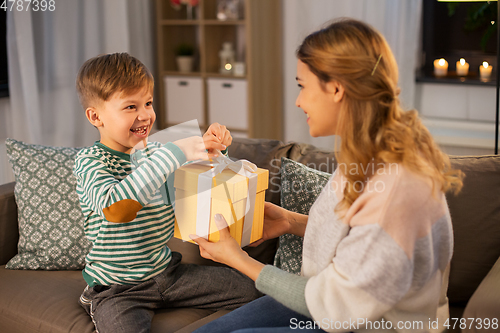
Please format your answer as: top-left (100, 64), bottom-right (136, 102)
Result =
top-left (92, 306), bottom-right (152, 333)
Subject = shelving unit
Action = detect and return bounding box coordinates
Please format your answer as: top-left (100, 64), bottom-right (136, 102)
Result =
top-left (155, 0), bottom-right (283, 140)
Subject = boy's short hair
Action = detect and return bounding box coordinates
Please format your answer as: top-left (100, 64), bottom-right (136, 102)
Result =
top-left (76, 52), bottom-right (154, 109)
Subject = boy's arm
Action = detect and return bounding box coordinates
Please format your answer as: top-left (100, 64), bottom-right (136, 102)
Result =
top-left (75, 143), bottom-right (186, 223)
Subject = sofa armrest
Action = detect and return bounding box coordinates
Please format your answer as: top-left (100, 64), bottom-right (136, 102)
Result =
top-left (0, 182), bottom-right (18, 265)
top-left (462, 255), bottom-right (500, 332)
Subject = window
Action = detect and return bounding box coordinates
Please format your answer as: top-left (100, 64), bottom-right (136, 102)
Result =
top-left (419, 0), bottom-right (497, 85)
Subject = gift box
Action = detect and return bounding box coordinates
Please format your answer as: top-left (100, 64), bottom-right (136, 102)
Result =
top-left (173, 157), bottom-right (269, 247)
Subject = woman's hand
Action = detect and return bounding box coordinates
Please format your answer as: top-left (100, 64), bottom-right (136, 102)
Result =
top-left (203, 123), bottom-right (232, 154)
top-left (249, 202), bottom-right (292, 247)
top-left (190, 214), bottom-right (264, 281)
top-left (190, 214), bottom-right (243, 266)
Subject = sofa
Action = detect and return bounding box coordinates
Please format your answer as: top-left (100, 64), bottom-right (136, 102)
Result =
top-left (1, 137), bottom-right (500, 333)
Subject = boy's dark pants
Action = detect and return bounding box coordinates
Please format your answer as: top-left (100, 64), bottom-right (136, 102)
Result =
top-left (79, 252), bottom-right (262, 333)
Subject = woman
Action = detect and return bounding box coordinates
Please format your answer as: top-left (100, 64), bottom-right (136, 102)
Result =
top-left (191, 18), bottom-right (464, 333)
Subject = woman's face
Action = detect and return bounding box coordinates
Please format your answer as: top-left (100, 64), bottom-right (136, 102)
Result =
top-left (295, 60), bottom-right (344, 137)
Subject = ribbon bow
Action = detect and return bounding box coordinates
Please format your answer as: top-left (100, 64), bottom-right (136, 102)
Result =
top-left (205, 155), bottom-right (258, 178)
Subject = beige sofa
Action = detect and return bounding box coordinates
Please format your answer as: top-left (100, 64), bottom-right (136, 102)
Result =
top-left (1, 138), bottom-right (499, 332)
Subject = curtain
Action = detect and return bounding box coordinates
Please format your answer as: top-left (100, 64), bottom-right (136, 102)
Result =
top-left (0, 0), bottom-right (154, 184)
top-left (283, 0), bottom-right (423, 150)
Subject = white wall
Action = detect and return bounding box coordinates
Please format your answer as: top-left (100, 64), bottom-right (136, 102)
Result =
top-left (416, 83), bottom-right (498, 150)
top-left (281, 0), bottom-right (422, 150)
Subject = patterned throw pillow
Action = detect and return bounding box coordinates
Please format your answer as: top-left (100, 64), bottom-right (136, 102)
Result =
top-left (274, 157), bottom-right (331, 275)
top-left (5, 138), bottom-right (91, 270)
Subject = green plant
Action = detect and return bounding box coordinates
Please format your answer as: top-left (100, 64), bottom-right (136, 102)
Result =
top-left (448, 2), bottom-right (497, 52)
top-left (175, 43), bottom-right (195, 56)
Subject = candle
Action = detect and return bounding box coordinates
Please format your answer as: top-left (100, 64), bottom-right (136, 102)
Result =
top-left (456, 58), bottom-right (469, 76)
top-left (480, 61), bottom-right (493, 80)
top-left (434, 58), bottom-right (448, 77)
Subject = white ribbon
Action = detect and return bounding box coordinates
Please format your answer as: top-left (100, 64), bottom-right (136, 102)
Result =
top-left (195, 155), bottom-right (259, 246)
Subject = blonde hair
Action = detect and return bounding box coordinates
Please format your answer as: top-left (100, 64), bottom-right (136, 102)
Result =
top-left (76, 52), bottom-right (154, 109)
top-left (297, 19), bottom-right (464, 215)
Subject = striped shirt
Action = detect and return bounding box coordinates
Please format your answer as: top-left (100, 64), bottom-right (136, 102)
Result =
top-left (74, 141), bottom-right (186, 287)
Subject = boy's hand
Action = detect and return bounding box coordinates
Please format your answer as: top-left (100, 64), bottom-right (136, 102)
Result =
top-left (204, 123), bottom-right (232, 154)
top-left (173, 136), bottom-right (214, 161)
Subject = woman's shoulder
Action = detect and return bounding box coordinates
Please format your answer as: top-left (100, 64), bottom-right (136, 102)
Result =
top-left (347, 162), bottom-right (447, 228)
top-left (344, 162), bottom-right (450, 259)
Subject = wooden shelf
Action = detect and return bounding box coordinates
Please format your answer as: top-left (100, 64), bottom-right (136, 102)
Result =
top-left (203, 73), bottom-right (246, 79)
top-left (160, 19), bottom-right (245, 26)
top-left (160, 20), bottom-right (200, 25)
top-left (416, 70), bottom-right (496, 87)
top-left (162, 71), bottom-right (247, 80)
top-left (163, 71), bottom-right (203, 77)
top-left (166, 122), bottom-right (247, 133)
top-left (202, 19), bottom-right (245, 25)
top-left (155, 0), bottom-right (283, 140)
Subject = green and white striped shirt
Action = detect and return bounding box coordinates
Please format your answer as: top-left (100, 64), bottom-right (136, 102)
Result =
top-left (74, 141), bottom-right (186, 287)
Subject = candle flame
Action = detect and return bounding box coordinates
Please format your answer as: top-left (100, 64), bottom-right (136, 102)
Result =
top-left (225, 63), bottom-right (232, 70)
top-left (460, 58), bottom-right (465, 66)
top-left (438, 58), bottom-right (446, 66)
top-left (483, 61), bottom-right (489, 69)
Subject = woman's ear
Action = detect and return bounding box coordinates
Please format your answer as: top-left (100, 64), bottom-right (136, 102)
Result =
top-left (86, 107), bottom-right (103, 127)
top-left (326, 80), bottom-right (345, 103)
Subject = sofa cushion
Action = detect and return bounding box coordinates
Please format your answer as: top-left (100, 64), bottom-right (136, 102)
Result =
top-left (447, 155), bottom-right (500, 308)
top-left (286, 142), bottom-right (337, 175)
top-left (228, 137), bottom-right (288, 206)
top-left (5, 138), bottom-right (91, 270)
top-left (274, 157), bottom-right (331, 275)
top-left (227, 139), bottom-right (337, 206)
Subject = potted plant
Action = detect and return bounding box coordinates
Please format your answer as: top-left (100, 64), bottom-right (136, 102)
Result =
top-left (175, 43), bottom-right (195, 73)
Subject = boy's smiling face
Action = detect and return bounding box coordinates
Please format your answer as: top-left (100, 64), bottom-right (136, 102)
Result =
top-left (86, 87), bottom-right (155, 154)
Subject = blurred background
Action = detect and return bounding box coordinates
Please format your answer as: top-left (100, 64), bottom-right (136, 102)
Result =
top-left (0, 0), bottom-right (497, 185)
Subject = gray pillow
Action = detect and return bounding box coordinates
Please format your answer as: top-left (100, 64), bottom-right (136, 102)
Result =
top-left (274, 157), bottom-right (331, 274)
top-left (5, 138), bottom-right (91, 270)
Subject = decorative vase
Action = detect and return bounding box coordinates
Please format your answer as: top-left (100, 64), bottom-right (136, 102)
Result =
top-left (219, 42), bottom-right (235, 75)
top-left (176, 56), bottom-right (194, 72)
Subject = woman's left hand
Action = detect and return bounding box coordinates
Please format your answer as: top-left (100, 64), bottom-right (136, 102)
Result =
top-left (190, 214), bottom-right (264, 281)
top-left (190, 214), bottom-right (244, 267)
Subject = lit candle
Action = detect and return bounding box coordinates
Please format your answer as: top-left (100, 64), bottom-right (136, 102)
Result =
top-left (434, 58), bottom-right (448, 77)
top-left (456, 58), bottom-right (469, 76)
top-left (480, 61), bottom-right (493, 80)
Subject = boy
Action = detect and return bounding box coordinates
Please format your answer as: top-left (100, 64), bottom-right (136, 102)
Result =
top-left (74, 53), bottom-right (260, 332)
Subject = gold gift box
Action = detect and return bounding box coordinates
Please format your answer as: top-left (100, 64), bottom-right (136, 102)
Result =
top-left (173, 162), bottom-right (269, 247)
